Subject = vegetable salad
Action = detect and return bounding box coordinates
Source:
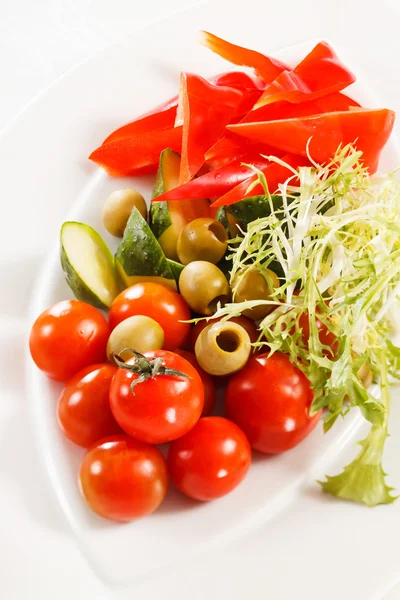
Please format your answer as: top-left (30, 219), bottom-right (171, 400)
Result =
top-left (29, 32), bottom-right (399, 522)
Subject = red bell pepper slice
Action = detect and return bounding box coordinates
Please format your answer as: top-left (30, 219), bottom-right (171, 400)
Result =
top-left (153, 158), bottom-right (269, 202)
top-left (89, 126), bottom-right (182, 176)
top-left (211, 71), bottom-right (265, 115)
top-left (178, 72), bottom-right (243, 184)
top-left (206, 92), bottom-right (360, 164)
top-left (200, 31), bottom-right (288, 84)
top-left (254, 42), bottom-right (356, 108)
top-left (103, 103), bottom-right (177, 144)
top-left (211, 154), bottom-right (310, 207)
top-left (228, 108), bottom-right (395, 173)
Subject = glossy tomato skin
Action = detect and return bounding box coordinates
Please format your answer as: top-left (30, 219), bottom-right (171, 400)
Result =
top-left (168, 417), bottom-right (251, 501)
top-left (298, 311), bottom-right (338, 357)
top-left (174, 349), bottom-right (216, 416)
top-left (79, 435), bottom-right (168, 522)
top-left (58, 363), bottom-right (121, 447)
top-left (110, 350), bottom-right (204, 444)
top-left (29, 300), bottom-right (109, 382)
top-left (225, 352), bottom-right (321, 454)
top-left (188, 315), bottom-right (259, 352)
top-left (108, 282), bottom-right (191, 351)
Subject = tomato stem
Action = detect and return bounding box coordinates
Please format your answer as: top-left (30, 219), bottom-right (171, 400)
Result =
top-left (113, 349), bottom-right (191, 394)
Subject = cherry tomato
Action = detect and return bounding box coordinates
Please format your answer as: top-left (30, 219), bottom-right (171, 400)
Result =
top-left (29, 300), bottom-right (109, 382)
top-left (110, 350), bottom-right (204, 444)
top-left (58, 363), bottom-right (121, 447)
top-left (175, 349), bottom-right (216, 416)
top-left (188, 315), bottom-right (259, 352)
top-left (298, 312), bottom-right (338, 356)
top-left (109, 282), bottom-right (191, 351)
top-left (79, 435), bottom-right (168, 521)
top-left (168, 416), bottom-right (251, 501)
top-left (225, 352), bottom-right (321, 453)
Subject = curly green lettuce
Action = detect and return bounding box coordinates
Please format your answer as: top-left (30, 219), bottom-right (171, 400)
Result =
top-left (212, 145), bottom-right (400, 506)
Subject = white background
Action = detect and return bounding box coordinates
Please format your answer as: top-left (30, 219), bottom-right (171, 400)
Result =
top-left (2, 1), bottom-right (400, 599)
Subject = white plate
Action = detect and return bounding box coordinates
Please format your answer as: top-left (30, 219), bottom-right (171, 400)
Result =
top-left (18, 2), bottom-right (400, 588)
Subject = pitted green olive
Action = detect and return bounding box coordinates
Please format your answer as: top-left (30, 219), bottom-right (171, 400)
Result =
top-left (103, 189), bottom-right (147, 237)
top-left (107, 315), bottom-right (164, 361)
top-left (195, 321), bottom-right (251, 376)
top-left (177, 218), bottom-right (228, 265)
top-left (232, 267), bottom-right (279, 321)
top-left (179, 261), bottom-right (230, 315)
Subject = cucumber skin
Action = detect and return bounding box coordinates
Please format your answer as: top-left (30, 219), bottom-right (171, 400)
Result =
top-left (227, 195), bottom-right (283, 227)
top-left (166, 259), bottom-right (184, 285)
top-left (115, 207), bottom-right (174, 280)
top-left (60, 234), bottom-right (110, 310)
top-left (149, 149), bottom-right (175, 238)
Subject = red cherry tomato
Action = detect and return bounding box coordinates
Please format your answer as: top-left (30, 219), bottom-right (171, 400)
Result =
top-left (168, 416), bottom-right (251, 501)
top-left (174, 349), bottom-right (216, 416)
top-left (108, 282), bottom-right (191, 350)
top-left (109, 350), bottom-right (204, 444)
top-left (58, 363), bottom-right (121, 447)
top-left (29, 300), bottom-right (109, 382)
top-left (298, 312), bottom-right (338, 356)
top-left (79, 435), bottom-right (168, 521)
top-left (188, 315), bottom-right (259, 352)
top-left (225, 352), bottom-right (321, 453)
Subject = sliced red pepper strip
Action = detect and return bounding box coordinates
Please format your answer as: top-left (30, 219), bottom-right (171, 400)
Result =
top-left (206, 92), bottom-right (360, 164)
top-left (103, 104), bottom-right (177, 144)
top-left (178, 72), bottom-right (243, 184)
top-left (152, 158), bottom-right (269, 202)
top-left (200, 31), bottom-right (288, 84)
top-left (211, 71), bottom-right (265, 114)
top-left (254, 42), bottom-right (356, 108)
top-left (228, 109), bottom-right (395, 173)
top-left (89, 126), bottom-right (182, 176)
top-left (211, 154), bottom-right (310, 207)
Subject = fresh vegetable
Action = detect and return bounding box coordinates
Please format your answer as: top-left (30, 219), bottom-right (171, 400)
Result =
top-left (229, 109), bottom-right (395, 173)
top-left (106, 315), bottom-right (164, 361)
top-left (177, 218), bottom-right (228, 265)
top-left (216, 146), bottom-right (400, 505)
top-left (115, 207), bottom-right (177, 290)
top-left (232, 267), bottom-right (279, 320)
top-left (188, 315), bottom-right (259, 351)
top-left (109, 282), bottom-right (191, 350)
top-left (103, 102), bottom-right (177, 144)
top-left (177, 72), bottom-right (243, 183)
top-left (211, 154), bottom-right (309, 207)
top-left (200, 31), bottom-right (287, 83)
top-left (109, 350), bottom-right (204, 444)
top-left (150, 148), bottom-right (210, 261)
top-left (225, 352), bottom-right (321, 453)
top-left (29, 300), bottom-right (109, 382)
top-left (168, 416), bottom-right (251, 501)
top-left (153, 159), bottom-right (268, 203)
top-left (79, 435), bottom-right (168, 521)
top-left (58, 363), bottom-right (120, 447)
top-left (253, 41), bottom-right (355, 108)
top-left (179, 261), bottom-right (230, 315)
top-left (174, 349), bottom-right (216, 416)
top-left (102, 189), bottom-right (147, 237)
top-left (60, 222), bottom-right (119, 309)
top-left (194, 321), bottom-right (251, 376)
top-left (89, 126), bottom-right (183, 176)
top-left (226, 194), bottom-right (281, 228)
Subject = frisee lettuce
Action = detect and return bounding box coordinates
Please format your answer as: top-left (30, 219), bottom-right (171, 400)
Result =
top-left (212, 144), bottom-right (400, 506)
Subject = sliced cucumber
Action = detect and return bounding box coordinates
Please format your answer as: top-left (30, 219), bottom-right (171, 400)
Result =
top-left (226, 195), bottom-right (284, 228)
top-left (60, 221), bottom-right (119, 309)
top-left (115, 207), bottom-right (177, 290)
top-left (150, 148), bottom-right (210, 261)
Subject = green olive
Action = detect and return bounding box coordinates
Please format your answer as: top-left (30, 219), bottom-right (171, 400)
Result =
top-left (357, 362), bottom-right (373, 389)
top-left (195, 321), bottom-right (251, 376)
top-left (232, 267), bottom-right (279, 321)
top-left (102, 189), bottom-right (147, 237)
top-left (179, 261), bottom-right (230, 315)
top-left (107, 315), bottom-right (164, 362)
top-left (177, 217), bottom-right (228, 265)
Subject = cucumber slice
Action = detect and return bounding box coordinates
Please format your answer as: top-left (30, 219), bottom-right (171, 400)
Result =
top-left (60, 221), bottom-right (119, 309)
top-left (115, 207), bottom-right (177, 290)
top-left (226, 195), bottom-right (283, 228)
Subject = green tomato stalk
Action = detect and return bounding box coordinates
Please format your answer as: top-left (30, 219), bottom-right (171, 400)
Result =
top-left (214, 144), bottom-right (400, 506)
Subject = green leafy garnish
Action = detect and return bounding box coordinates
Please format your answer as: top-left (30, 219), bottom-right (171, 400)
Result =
top-left (213, 144), bottom-right (400, 506)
